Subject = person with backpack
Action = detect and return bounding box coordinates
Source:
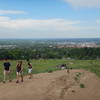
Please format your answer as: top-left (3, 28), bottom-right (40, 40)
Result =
top-left (3, 59), bottom-right (11, 83)
top-left (16, 61), bottom-right (23, 83)
top-left (28, 62), bottom-right (33, 79)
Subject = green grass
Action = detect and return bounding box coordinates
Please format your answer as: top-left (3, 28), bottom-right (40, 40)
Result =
top-left (0, 59), bottom-right (100, 82)
top-left (80, 83), bottom-right (85, 88)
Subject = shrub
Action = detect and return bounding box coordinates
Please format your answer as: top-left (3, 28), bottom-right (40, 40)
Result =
top-left (80, 83), bottom-right (85, 88)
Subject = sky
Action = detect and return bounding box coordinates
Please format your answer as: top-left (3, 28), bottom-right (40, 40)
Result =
top-left (0, 0), bottom-right (100, 38)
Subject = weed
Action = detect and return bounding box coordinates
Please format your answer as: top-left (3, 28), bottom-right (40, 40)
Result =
top-left (80, 83), bottom-right (85, 88)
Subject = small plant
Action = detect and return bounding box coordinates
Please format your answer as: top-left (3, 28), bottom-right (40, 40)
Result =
top-left (47, 69), bottom-right (53, 73)
top-left (76, 72), bottom-right (82, 77)
top-left (72, 90), bottom-right (75, 93)
top-left (74, 77), bottom-right (79, 82)
top-left (80, 83), bottom-right (85, 88)
top-left (74, 72), bottom-right (81, 83)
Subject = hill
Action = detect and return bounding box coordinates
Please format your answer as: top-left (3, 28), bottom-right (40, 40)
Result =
top-left (0, 70), bottom-right (100, 100)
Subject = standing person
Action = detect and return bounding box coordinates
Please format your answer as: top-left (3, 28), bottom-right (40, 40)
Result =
top-left (28, 62), bottom-right (33, 79)
top-left (16, 61), bottom-right (23, 83)
top-left (3, 59), bottom-right (11, 83)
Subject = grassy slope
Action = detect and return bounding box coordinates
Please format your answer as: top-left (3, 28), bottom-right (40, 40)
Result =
top-left (0, 59), bottom-right (100, 81)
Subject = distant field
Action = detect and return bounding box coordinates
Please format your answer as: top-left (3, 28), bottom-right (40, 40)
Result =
top-left (0, 59), bottom-right (100, 81)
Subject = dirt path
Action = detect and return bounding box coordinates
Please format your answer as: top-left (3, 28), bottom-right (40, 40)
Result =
top-left (0, 70), bottom-right (100, 100)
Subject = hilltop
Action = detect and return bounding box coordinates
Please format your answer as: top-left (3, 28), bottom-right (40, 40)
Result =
top-left (0, 70), bottom-right (100, 100)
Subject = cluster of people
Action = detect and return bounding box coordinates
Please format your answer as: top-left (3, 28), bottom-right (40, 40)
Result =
top-left (3, 59), bottom-right (33, 83)
top-left (56, 64), bottom-right (72, 73)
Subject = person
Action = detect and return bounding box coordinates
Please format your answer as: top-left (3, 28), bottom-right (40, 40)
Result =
top-left (28, 62), bottom-right (33, 79)
top-left (3, 59), bottom-right (11, 83)
top-left (16, 61), bottom-right (23, 83)
top-left (61, 64), bottom-right (66, 70)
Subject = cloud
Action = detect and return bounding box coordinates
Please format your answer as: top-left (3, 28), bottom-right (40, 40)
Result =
top-left (64, 0), bottom-right (100, 8)
top-left (96, 20), bottom-right (100, 23)
top-left (0, 17), bottom-right (80, 31)
top-left (0, 16), bottom-right (10, 21)
top-left (0, 16), bottom-right (82, 38)
top-left (0, 16), bottom-right (99, 38)
top-left (0, 10), bottom-right (26, 15)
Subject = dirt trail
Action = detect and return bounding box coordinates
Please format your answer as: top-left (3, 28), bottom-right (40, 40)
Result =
top-left (0, 70), bottom-right (100, 100)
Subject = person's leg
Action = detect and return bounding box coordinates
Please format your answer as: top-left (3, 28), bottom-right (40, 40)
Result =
top-left (29, 73), bottom-right (32, 79)
top-left (8, 71), bottom-right (12, 82)
top-left (30, 69), bottom-right (32, 79)
top-left (20, 72), bottom-right (23, 82)
top-left (28, 69), bottom-right (30, 79)
top-left (3, 70), bottom-right (6, 83)
top-left (16, 72), bottom-right (19, 83)
top-left (28, 69), bottom-right (32, 79)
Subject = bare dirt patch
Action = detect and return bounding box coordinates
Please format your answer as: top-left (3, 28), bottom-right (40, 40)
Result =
top-left (0, 70), bottom-right (100, 100)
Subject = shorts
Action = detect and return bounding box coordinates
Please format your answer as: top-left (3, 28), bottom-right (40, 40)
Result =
top-left (61, 67), bottom-right (65, 70)
top-left (16, 71), bottom-right (23, 76)
top-left (4, 68), bottom-right (9, 71)
top-left (28, 68), bottom-right (32, 74)
top-left (4, 70), bottom-right (10, 75)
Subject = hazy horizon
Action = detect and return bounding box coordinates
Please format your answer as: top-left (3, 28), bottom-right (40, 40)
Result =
top-left (0, 37), bottom-right (100, 39)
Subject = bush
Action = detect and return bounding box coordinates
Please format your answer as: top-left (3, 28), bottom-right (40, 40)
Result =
top-left (47, 69), bottom-right (53, 73)
top-left (80, 83), bottom-right (85, 88)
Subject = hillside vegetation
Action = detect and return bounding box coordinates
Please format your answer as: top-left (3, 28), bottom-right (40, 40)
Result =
top-left (0, 59), bottom-right (100, 82)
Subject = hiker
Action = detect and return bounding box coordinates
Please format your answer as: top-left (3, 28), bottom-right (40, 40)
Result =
top-left (62, 64), bottom-right (70, 73)
top-left (28, 62), bottom-right (33, 79)
top-left (58, 64), bottom-right (70, 73)
top-left (16, 61), bottom-right (23, 83)
top-left (60, 64), bottom-right (66, 70)
top-left (56, 64), bottom-right (66, 69)
top-left (3, 58), bottom-right (11, 83)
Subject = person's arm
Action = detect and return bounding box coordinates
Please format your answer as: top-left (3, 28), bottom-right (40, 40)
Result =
top-left (3, 63), bottom-right (5, 66)
top-left (9, 63), bottom-right (11, 68)
top-left (28, 63), bottom-right (32, 68)
top-left (30, 63), bottom-right (32, 68)
top-left (9, 62), bottom-right (11, 66)
top-left (9, 63), bottom-right (11, 72)
top-left (21, 66), bottom-right (23, 72)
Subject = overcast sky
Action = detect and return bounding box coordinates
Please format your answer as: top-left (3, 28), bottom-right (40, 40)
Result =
top-left (0, 0), bottom-right (100, 39)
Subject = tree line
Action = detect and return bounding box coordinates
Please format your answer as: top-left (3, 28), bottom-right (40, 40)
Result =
top-left (0, 47), bottom-right (100, 60)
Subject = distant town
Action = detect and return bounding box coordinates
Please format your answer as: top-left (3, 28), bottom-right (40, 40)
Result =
top-left (0, 38), bottom-right (100, 49)
top-left (51, 42), bottom-right (100, 48)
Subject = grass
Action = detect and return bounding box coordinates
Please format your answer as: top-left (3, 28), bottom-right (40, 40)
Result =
top-left (74, 72), bottom-right (82, 83)
top-left (0, 59), bottom-right (100, 82)
top-left (80, 83), bottom-right (85, 88)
